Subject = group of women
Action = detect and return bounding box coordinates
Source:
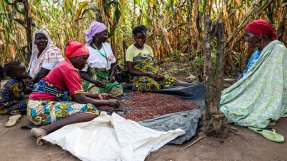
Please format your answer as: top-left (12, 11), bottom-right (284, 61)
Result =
top-left (1, 19), bottom-right (286, 144)
top-left (24, 21), bottom-right (192, 142)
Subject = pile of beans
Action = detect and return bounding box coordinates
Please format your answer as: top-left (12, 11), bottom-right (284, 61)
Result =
top-left (105, 92), bottom-right (198, 121)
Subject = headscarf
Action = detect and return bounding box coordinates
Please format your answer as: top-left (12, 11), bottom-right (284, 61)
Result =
top-left (84, 21), bottom-right (107, 45)
top-left (246, 20), bottom-right (276, 40)
top-left (66, 40), bottom-right (89, 58)
top-left (28, 29), bottom-right (62, 78)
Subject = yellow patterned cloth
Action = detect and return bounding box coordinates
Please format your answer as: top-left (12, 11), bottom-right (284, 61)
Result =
top-left (130, 53), bottom-right (176, 91)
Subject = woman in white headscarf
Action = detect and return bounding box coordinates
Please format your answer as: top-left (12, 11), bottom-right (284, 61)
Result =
top-left (28, 30), bottom-right (64, 83)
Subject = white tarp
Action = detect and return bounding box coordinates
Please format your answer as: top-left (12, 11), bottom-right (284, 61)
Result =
top-left (42, 112), bottom-right (184, 161)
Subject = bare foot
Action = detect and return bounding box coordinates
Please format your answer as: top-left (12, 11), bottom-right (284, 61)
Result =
top-left (31, 128), bottom-right (47, 145)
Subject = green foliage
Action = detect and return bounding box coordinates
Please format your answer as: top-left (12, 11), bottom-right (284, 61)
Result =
top-left (0, 0), bottom-right (285, 77)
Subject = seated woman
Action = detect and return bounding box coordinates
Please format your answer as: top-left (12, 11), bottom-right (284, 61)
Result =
top-left (126, 25), bottom-right (192, 92)
top-left (28, 29), bottom-right (64, 83)
top-left (220, 20), bottom-right (287, 128)
top-left (28, 41), bottom-right (120, 143)
top-left (0, 61), bottom-right (30, 127)
top-left (80, 21), bottom-right (123, 97)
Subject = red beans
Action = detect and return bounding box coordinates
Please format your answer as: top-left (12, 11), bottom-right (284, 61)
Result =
top-left (116, 92), bottom-right (199, 121)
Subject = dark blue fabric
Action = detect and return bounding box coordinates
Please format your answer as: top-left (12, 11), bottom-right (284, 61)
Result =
top-left (32, 80), bottom-right (72, 101)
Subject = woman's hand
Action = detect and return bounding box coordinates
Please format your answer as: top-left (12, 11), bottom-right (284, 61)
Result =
top-left (26, 79), bottom-right (35, 88)
top-left (109, 75), bottom-right (115, 83)
top-left (108, 99), bottom-right (120, 108)
top-left (98, 93), bottom-right (109, 100)
top-left (98, 93), bottom-right (118, 100)
top-left (147, 73), bottom-right (164, 81)
top-left (93, 80), bottom-right (106, 88)
top-left (154, 73), bottom-right (164, 81)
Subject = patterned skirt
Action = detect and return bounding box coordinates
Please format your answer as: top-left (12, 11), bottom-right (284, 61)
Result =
top-left (27, 100), bottom-right (100, 125)
top-left (131, 53), bottom-right (177, 92)
top-left (131, 75), bottom-right (176, 91)
top-left (0, 99), bottom-right (27, 115)
top-left (82, 68), bottom-right (123, 97)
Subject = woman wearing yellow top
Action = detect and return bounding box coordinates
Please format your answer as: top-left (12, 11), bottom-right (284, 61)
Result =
top-left (126, 25), bottom-right (191, 91)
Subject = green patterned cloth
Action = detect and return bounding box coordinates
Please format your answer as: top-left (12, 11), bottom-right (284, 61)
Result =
top-left (131, 53), bottom-right (177, 91)
top-left (82, 68), bottom-right (123, 97)
top-left (220, 40), bottom-right (287, 128)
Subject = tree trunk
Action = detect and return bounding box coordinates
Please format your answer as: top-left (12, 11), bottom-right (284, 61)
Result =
top-left (203, 15), bottom-right (213, 120)
top-left (203, 16), bottom-right (229, 139)
top-left (214, 22), bottom-right (225, 108)
top-left (23, 0), bottom-right (32, 60)
top-left (187, 0), bottom-right (192, 59)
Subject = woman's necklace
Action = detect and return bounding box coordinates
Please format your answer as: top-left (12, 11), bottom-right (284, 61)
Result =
top-left (92, 43), bottom-right (108, 63)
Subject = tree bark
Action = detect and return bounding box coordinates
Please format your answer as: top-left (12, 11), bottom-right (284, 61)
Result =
top-left (23, 0), bottom-right (32, 60)
top-left (187, 0), bottom-right (192, 59)
top-left (214, 22), bottom-right (225, 109)
top-left (203, 15), bottom-right (213, 120)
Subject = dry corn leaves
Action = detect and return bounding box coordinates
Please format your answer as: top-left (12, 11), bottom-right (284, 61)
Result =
top-left (100, 92), bottom-right (199, 121)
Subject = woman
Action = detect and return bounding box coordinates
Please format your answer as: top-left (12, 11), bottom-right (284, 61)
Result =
top-left (28, 29), bottom-right (64, 83)
top-left (126, 25), bottom-right (192, 92)
top-left (80, 21), bottom-right (123, 97)
top-left (28, 41), bottom-right (119, 144)
top-left (220, 20), bottom-right (287, 128)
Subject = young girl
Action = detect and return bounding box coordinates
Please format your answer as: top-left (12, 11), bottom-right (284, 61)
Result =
top-left (0, 61), bottom-right (30, 127)
top-left (125, 25), bottom-right (192, 91)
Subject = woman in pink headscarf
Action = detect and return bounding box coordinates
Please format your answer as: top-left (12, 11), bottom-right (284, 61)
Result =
top-left (80, 21), bottom-right (123, 97)
top-left (28, 41), bottom-right (120, 144)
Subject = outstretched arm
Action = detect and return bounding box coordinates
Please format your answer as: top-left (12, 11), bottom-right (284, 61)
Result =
top-left (31, 68), bottom-right (50, 83)
top-left (72, 93), bottom-right (119, 108)
top-left (127, 61), bottom-right (151, 77)
top-left (80, 71), bottom-right (105, 88)
top-left (109, 63), bottom-right (117, 82)
top-left (127, 61), bottom-right (164, 80)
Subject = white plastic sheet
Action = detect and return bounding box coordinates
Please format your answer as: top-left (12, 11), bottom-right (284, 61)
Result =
top-left (43, 112), bottom-right (184, 161)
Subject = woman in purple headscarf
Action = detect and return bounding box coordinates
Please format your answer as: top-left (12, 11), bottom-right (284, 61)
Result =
top-left (80, 21), bottom-right (123, 97)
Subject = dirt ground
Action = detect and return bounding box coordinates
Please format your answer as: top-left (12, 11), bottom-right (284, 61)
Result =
top-left (1, 66), bottom-right (286, 161)
top-left (0, 115), bottom-right (286, 161)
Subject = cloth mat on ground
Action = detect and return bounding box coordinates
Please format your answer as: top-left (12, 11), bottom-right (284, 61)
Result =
top-left (42, 112), bottom-right (184, 161)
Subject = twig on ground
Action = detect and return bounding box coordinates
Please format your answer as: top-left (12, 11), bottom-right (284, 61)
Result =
top-left (181, 135), bottom-right (206, 151)
top-left (230, 126), bottom-right (237, 132)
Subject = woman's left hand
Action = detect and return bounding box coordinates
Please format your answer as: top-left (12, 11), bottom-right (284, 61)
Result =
top-left (98, 93), bottom-right (117, 100)
top-left (98, 93), bottom-right (110, 100)
top-left (109, 75), bottom-right (115, 82)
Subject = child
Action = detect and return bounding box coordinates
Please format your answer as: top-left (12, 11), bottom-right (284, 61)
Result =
top-left (0, 61), bottom-right (30, 127)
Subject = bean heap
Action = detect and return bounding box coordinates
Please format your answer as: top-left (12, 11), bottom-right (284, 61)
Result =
top-left (101, 92), bottom-right (199, 121)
